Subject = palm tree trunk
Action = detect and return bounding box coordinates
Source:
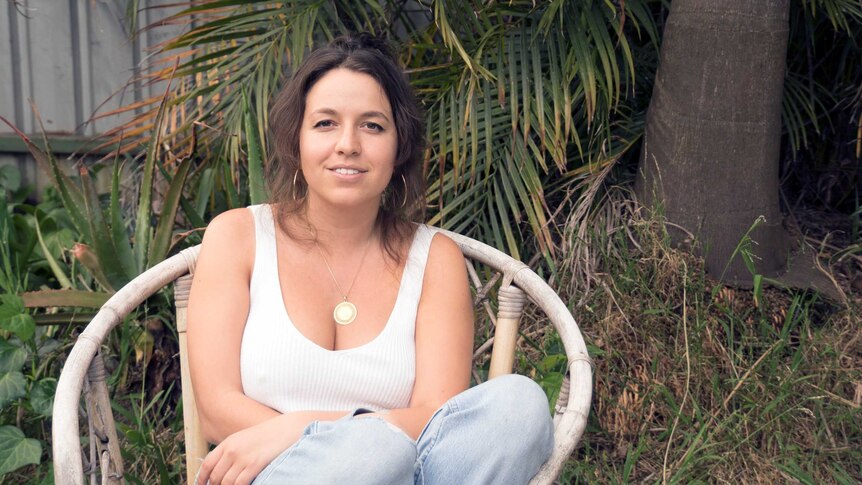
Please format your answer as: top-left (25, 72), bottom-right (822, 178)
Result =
top-left (636, 0), bottom-right (790, 284)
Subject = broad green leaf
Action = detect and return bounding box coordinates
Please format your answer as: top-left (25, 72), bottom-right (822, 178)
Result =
top-left (0, 371), bottom-right (26, 409)
top-left (29, 378), bottom-right (56, 417)
top-left (0, 339), bottom-right (27, 373)
top-left (0, 294), bottom-right (25, 320)
top-left (0, 425), bottom-right (42, 475)
top-left (1, 314), bottom-right (35, 342)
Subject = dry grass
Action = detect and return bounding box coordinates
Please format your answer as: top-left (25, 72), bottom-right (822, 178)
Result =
top-left (539, 188), bottom-right (862, 484)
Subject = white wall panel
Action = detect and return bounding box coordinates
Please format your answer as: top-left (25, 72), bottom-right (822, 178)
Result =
top-left (25, 0), bottom-right (77, 133)
top-left (0, 0), bottom-right (177, 137)
top-left (86, 0), bottom-right (139, 134)
top-left (1, 0), bottom-right (179, 197)
top-left (0, 4), bottom-right (19, 128)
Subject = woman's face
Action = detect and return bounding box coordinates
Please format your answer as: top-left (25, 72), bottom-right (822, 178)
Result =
top-left (298, 68), bottom-right (398, 212)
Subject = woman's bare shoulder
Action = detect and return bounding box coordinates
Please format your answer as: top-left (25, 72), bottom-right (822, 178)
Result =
top-left (204, 207), bottom-right (254, 237)
top-left (198, 207), bottom-right (257, 278)
top-left (427, 231), bottom-right (464, 267)
top-left (421, 230), bottom-right (467, 291)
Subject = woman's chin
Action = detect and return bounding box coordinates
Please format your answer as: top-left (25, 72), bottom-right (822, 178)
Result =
top-left (307, 194), bottom-right (383, 213)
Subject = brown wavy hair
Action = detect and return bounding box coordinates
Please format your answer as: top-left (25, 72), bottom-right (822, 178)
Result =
top-left (267, 33), bottom-right (425, 263)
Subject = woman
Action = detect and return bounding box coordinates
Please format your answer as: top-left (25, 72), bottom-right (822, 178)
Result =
top-left (187, 33), bottom-right (553, 485)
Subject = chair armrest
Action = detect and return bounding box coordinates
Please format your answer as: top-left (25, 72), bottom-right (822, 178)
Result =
top-left (52, 246), bottom-right (201, 485)
top-left (429, 228), bottom-right (593, 483)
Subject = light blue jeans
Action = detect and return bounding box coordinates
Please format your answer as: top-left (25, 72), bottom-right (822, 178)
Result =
top-left (251, 374), bottom-right (554, 484)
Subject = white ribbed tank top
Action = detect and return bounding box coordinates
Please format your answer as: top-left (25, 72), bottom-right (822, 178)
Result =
top-left (240, 204), bottom-right (433, 413)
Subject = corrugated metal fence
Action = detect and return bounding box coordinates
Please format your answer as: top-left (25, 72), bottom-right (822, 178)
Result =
top-left (1, 0), bottom-right (182, 197)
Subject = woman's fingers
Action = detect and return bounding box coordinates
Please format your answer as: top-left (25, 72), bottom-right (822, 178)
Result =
top-left (219, 464), bottom-right (245, 485)
top-left (199, 440), bottom-right (266, 485)
top-left (202, 443), bottom-right (240, 485)
top-left (235, 469), bottom-right (257, 485)
top-left (197, 445), bottom-right (222, 484)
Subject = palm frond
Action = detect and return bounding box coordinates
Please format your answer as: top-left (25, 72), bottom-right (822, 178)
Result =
top-left (96, 0), bottom-right (663, 258)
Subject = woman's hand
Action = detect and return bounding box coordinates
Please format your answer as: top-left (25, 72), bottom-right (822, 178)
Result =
top-left (196, 418), bottom-right (295, 485)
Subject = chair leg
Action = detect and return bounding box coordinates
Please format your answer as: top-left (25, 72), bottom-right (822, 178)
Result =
top-left (488, 285), bottom-right (527, 378)
top-left (84, 352), bottom-right (124, 484)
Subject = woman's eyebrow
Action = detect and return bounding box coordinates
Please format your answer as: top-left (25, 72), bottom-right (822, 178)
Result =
top-left (361, 111), bottom-right (391, 122)
top-left (309, 108), bottom-right (391, 122)
top-left (310, 108), bottom-right (338, 116)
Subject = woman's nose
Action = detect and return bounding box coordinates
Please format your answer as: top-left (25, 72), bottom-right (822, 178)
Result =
top-left (335, 128), bottom-right (361, 156)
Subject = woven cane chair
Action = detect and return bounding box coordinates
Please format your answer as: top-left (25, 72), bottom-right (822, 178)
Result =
top-left (52, 228), bottom-right (592, 484)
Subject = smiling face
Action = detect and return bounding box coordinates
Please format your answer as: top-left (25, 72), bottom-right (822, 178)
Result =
top-left (298, 68), bottom-right (398, 212)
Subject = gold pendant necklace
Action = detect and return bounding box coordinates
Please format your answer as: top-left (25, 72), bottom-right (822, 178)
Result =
top-left (315, 236), bottom-right (374, 326)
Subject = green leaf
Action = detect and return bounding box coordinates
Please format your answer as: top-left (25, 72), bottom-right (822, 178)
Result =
top-left (80, 166), bottom-right (129, 290)
top-left (0, 294), bottom-right (25, 319)
top-left (243, 91), bottom-right (267, 205)
top-left (148, 156), bottom-right (194, 265)
top-left (135, 80), bottom-right (174, 272)
top-left (29, 378), bottom-right (56, 417)
top-left (1, 314), bottom-right (35, 342)
top-left (0, 425), bottom-right (42, 475)
top-left (0, 339), bottom-right (28, 373)
top-left (0, 371), bottom-right (26, 409)
top-left (110, 157), bottom-right (137, 280)
top-left (33, 215), bottom-right (73, 289)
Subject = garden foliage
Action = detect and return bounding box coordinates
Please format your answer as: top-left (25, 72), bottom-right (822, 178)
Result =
top-left (0, 0), bottom-right (860, 482)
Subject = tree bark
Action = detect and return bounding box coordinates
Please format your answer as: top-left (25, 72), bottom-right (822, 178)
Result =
top-left (636, 0), bottom-right (790, 284)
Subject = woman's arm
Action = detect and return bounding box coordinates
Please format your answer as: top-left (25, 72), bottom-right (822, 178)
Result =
top-left (187, 208), bottom-right (281, 443)
top-left (189, 209), bottom-right (353, 483)
top-left (380, 232), bottom-right (474, 439)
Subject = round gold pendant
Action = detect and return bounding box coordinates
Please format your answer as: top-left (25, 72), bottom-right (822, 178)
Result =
top-left (333, 301), bottom-right (357, 325)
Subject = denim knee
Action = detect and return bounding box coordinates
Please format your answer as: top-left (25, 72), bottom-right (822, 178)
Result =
top-left (484, 374), bottom-right (554, 451)
top-left (485, 374), bottom-right (550, 414)
top-left (413, 374), bottom-right (554, 484)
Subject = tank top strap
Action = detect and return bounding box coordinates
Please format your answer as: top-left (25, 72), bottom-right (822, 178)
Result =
top-left (246, 204), bottom-right (277, 292)
top-left (397, 224), bottom-right (435, 302)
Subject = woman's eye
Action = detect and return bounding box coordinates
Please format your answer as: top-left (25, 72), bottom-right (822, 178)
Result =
top-left (363, 122), bottom-right (384, 132)
top-left (313, 120), bottom-right (334, 128)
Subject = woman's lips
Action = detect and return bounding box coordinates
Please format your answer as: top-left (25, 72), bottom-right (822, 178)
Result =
top-left (328, 167), bottom-right (367, 180)
top-left (333, 168), bottom-right (362, 175)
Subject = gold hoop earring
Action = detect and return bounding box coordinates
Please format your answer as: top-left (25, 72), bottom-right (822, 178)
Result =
top-left (292, 170), bottom-right (305, 200)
